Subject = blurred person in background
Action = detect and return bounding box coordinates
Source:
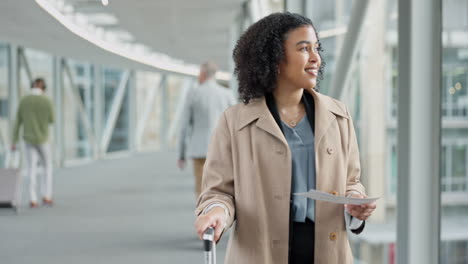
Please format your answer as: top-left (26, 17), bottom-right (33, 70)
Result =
top-left (12, 78), bottom-right (55, 208)
top-left (194, 12), bottom-right (376, 264)
top-left (177, 61), bottom-right (236, 200)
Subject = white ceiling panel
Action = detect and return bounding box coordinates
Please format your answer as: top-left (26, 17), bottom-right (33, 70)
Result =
top-left (0, 0), bottom-right (244, 73)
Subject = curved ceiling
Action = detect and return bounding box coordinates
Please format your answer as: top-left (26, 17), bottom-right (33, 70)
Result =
top-left (0, 0), bottom-right (244, 75)
top-left (106, 0), bottom-right (244, 70)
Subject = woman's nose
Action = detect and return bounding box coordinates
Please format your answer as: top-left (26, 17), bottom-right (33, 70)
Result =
top-left (309, 51), bottom-right (319, 62)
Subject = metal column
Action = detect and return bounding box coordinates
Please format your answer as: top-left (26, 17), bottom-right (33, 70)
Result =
top-left (397, 0), bottom-right (442, 263)
top-left (160, 80), bottom-right (169, 150)
top-left (8, 45), bottom-right (19, 125)
top-left (128, 71), bottom-right (137, 153)
top-left (328, 0), bottom-right (370, 99)
top-left (53, 57), bottom-right (64, 167)
top-left (93, 65), bottom-right (103, 159)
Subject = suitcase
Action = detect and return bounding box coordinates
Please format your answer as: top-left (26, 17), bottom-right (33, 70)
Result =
top-left (0, 150), bottom-right (22, 212)
top-left (0, 168), bottom-right (22, 212)
top-left (203, 227), bottom-right (216, 264)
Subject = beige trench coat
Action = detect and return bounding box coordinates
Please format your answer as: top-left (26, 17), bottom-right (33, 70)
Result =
top-left (196, 89), bottom-right (366, 264)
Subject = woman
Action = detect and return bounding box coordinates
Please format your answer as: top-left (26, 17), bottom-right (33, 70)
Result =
top-left (194, 12), bottom-right (376, 264)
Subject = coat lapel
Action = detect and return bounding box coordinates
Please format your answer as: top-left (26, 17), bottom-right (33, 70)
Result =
top-left (308, 89), bottom-right (349, 146)
top-left (237, 97), bottom-right (288, 147)
top-left (237, 92), bottom-right (349, 148)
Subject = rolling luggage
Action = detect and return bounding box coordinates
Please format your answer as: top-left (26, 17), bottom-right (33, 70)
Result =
top-left (0, 168), bottom-right (22, 212)
top-left (0, 150), bottom-right (22, 212)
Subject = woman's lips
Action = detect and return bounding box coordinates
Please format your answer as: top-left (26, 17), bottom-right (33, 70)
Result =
top-left (305, 68), bottom-right (318, 76)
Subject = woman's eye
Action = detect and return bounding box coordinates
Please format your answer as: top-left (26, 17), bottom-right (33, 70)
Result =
top-left (300, 47), bottom-right (309, 51)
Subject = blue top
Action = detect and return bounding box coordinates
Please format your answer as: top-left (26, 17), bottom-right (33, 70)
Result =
top-left (281, 116), bottom-right (316, 223)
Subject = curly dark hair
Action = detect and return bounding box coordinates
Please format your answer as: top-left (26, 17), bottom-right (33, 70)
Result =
top-left (233, 12), bottom-right (325, 103)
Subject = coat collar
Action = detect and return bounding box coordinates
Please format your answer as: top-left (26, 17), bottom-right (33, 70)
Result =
top-left (237, 89), bottom-right (349, 145)
top-left (309, 89), bottom-right (348, 145)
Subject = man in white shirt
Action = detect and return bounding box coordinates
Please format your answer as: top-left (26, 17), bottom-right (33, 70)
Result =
top-left (177, 61), bottom-right (236, 200)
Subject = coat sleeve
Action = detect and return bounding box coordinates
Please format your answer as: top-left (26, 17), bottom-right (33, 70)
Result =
top-left (195, 111), bottom-right (236, 230)
top-left (345, 106), bottom-right (366, 196)
top-left (344, 107), bottom-right (367, 234)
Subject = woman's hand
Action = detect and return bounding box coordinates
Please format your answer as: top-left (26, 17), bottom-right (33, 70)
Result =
top-left (194, 207), bottom-right (227, 242)
top-left (345, 194), bottom-right (377, 221)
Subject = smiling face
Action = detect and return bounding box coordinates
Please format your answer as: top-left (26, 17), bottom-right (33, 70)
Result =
top-left (277, 25), bottom-right (321, 90)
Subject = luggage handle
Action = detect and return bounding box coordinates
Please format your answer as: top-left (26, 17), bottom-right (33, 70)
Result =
top-left (203, 227), bottom-right (216, 264)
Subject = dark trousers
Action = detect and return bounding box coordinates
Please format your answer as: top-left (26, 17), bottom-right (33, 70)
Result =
top-left (290, 218), bottom-right (315, 264)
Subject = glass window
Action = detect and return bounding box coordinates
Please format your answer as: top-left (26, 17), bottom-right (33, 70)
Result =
top-left (390, 144), bottom-right (397, 195)
top-left (451, 144), bottom-right (467, 192)
top-left (166, 75), bottom-right (186, 148)
top-left (103, 67), bottom-right (129, 153)
top-left (135, 71), bottom-right (162, 151)
top-left (103, 68), bottom-right (121, 122)
top-left (302, 0), bottom-right (399, 262)
top-left (0, 43), bottom-right (9, 167)
top-left (24, 48), bottom-right (53, 99)
top-left (107, 87), bottom-right (129, 153)
top-left (441, 241), bottom-right (468, 264)
top-left (442, 50), bottom-right (468, 119)
top-left (441, 0), bottom-right (468, 262)
top-left (442, 145), bottom-right (448, 192)
top-left (439, 142), bottom-right (468, 194)
top-left (63, 60), bottom-right (94, 160)
top-left (390, 48), bottom-right (398, 119)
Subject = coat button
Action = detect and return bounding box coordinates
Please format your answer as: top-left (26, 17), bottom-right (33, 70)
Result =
top-left (329, 232), bottom-right (338, 241)
top-left (327, 147), bottom-right (334, 154)
top-left (330, 190), bottom-right (338, 196)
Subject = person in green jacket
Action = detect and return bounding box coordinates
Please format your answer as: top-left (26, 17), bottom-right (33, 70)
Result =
top-left (12, 78), bottom-right (55, 208)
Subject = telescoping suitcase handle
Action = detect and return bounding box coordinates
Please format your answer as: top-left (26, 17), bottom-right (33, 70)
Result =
top-left (203, 227), bottom-right (216, 264)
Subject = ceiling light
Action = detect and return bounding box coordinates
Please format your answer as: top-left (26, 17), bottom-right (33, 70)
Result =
top-left (109, 30), bottom-right (134, 42)
top-left (319, 27), bottom-right (347, 39)
top-left (34, 0), bottom-right (231, 80)
top-left (85, 13), bottom-right (118, 26)
top-left (101, 0), bottom-right (109, 6)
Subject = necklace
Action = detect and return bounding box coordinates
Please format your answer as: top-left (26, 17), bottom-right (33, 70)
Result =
top-left (280, 105), bottom-right (304, 127)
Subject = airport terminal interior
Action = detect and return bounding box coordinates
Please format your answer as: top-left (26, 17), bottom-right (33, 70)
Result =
top-left (0, 0), bottom-right (467, 263)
